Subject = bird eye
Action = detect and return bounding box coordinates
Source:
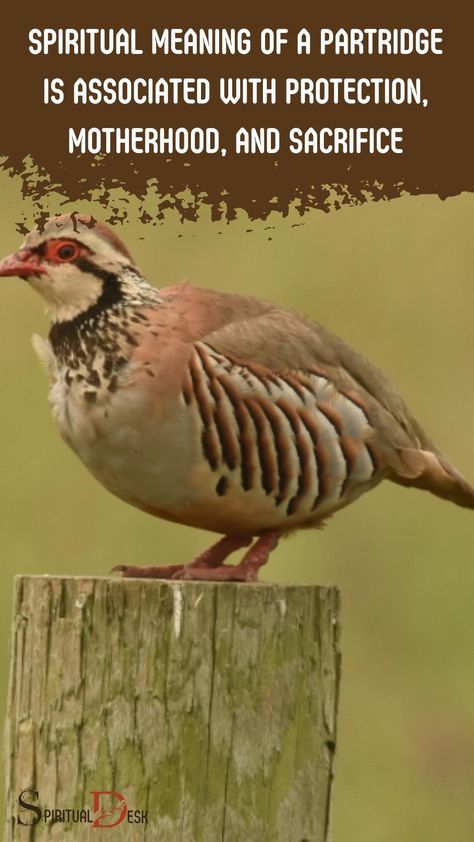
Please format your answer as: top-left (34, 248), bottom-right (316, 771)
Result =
top-left (58, 244), bottom-right (76, 260)
top-left (46, 240), bottom-right (81, 263)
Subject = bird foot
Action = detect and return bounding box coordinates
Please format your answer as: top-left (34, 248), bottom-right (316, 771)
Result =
top-left (112, 563), bottom-right (186, 579)
top-left (113, 531), bottom-right (280, 582)
top-left (171, 562), bottom-right (258, 582)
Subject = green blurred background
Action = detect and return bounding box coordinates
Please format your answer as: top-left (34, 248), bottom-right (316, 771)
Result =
top-left (1, 172), bottom-right (473, 841)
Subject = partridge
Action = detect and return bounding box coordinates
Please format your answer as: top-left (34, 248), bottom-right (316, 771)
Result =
top-left (0, 214), bottom-right (472, 581)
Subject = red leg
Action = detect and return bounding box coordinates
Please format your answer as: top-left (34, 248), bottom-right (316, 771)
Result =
top-left (113, 535), bottom-right (252, 580)
top-left (188, 535), bottom-right (252, 568)
top-left (175, 531), bottom-right (281, 582)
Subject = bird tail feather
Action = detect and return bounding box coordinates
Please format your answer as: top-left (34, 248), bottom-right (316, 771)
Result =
top-left (389, 448), bottom-right (474, 510)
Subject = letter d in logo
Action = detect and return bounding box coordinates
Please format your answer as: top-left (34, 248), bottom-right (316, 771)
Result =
top-left (90, 791), bottom-right (127, 828)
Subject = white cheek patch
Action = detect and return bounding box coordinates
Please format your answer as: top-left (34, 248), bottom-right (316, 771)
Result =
top-left (29, 267), bottom-right (103, 322)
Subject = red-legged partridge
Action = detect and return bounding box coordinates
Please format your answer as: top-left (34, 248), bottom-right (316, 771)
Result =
top-left (0, 214), bottom-right (472, 581)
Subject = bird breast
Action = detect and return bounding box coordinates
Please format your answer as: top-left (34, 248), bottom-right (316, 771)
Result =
top-left (36, 334), bottom-right (386, 535)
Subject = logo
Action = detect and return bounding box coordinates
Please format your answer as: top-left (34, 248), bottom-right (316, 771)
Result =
top-left (17, 790), bottom-right (148, 828)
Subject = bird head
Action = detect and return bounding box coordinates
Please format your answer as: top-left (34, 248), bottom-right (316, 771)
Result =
top-left (0, 214), bottom-right (136, 322)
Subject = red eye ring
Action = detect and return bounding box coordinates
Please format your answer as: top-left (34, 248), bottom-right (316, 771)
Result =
top-left (46, 239), bottom-right (81, 263)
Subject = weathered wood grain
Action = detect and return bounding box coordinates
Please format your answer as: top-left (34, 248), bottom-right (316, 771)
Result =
top-left (5, 576), bottom-right (340, 842)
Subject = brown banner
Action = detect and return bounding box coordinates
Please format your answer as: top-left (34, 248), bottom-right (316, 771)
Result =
top-left (1, 0), bottom-right (471, 221)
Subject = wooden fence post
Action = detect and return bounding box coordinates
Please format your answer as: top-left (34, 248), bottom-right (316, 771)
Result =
top-left (5, 575), bottom-right (340, 842)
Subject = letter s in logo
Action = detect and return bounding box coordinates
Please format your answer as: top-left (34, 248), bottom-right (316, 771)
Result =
top-left (17, 789), bottom-right (42, 826)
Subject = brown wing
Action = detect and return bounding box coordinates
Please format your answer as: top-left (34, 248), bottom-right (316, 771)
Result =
top-left (190, 287), bottom-right (426, 449)
top-left (136, 283), bottom-right (474, 507)
top-left (198, 284), bottom-right (474, 507)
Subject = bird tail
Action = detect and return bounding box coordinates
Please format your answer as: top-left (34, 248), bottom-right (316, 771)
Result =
top-left (389, 447), bottom-right (474, 510)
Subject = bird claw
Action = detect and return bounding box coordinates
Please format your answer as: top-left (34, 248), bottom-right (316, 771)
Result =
top-left (171, 563), bottom-right (259, 582)
top-left (113, 562), bottom-right (259, 582)
top-left (112, 563), bottom-right (186, 579)
top-left (112, 531), bottom-right (280, 583)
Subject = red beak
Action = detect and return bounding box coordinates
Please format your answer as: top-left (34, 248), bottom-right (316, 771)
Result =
top-left (0, 250), bottom-right (46, 278)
